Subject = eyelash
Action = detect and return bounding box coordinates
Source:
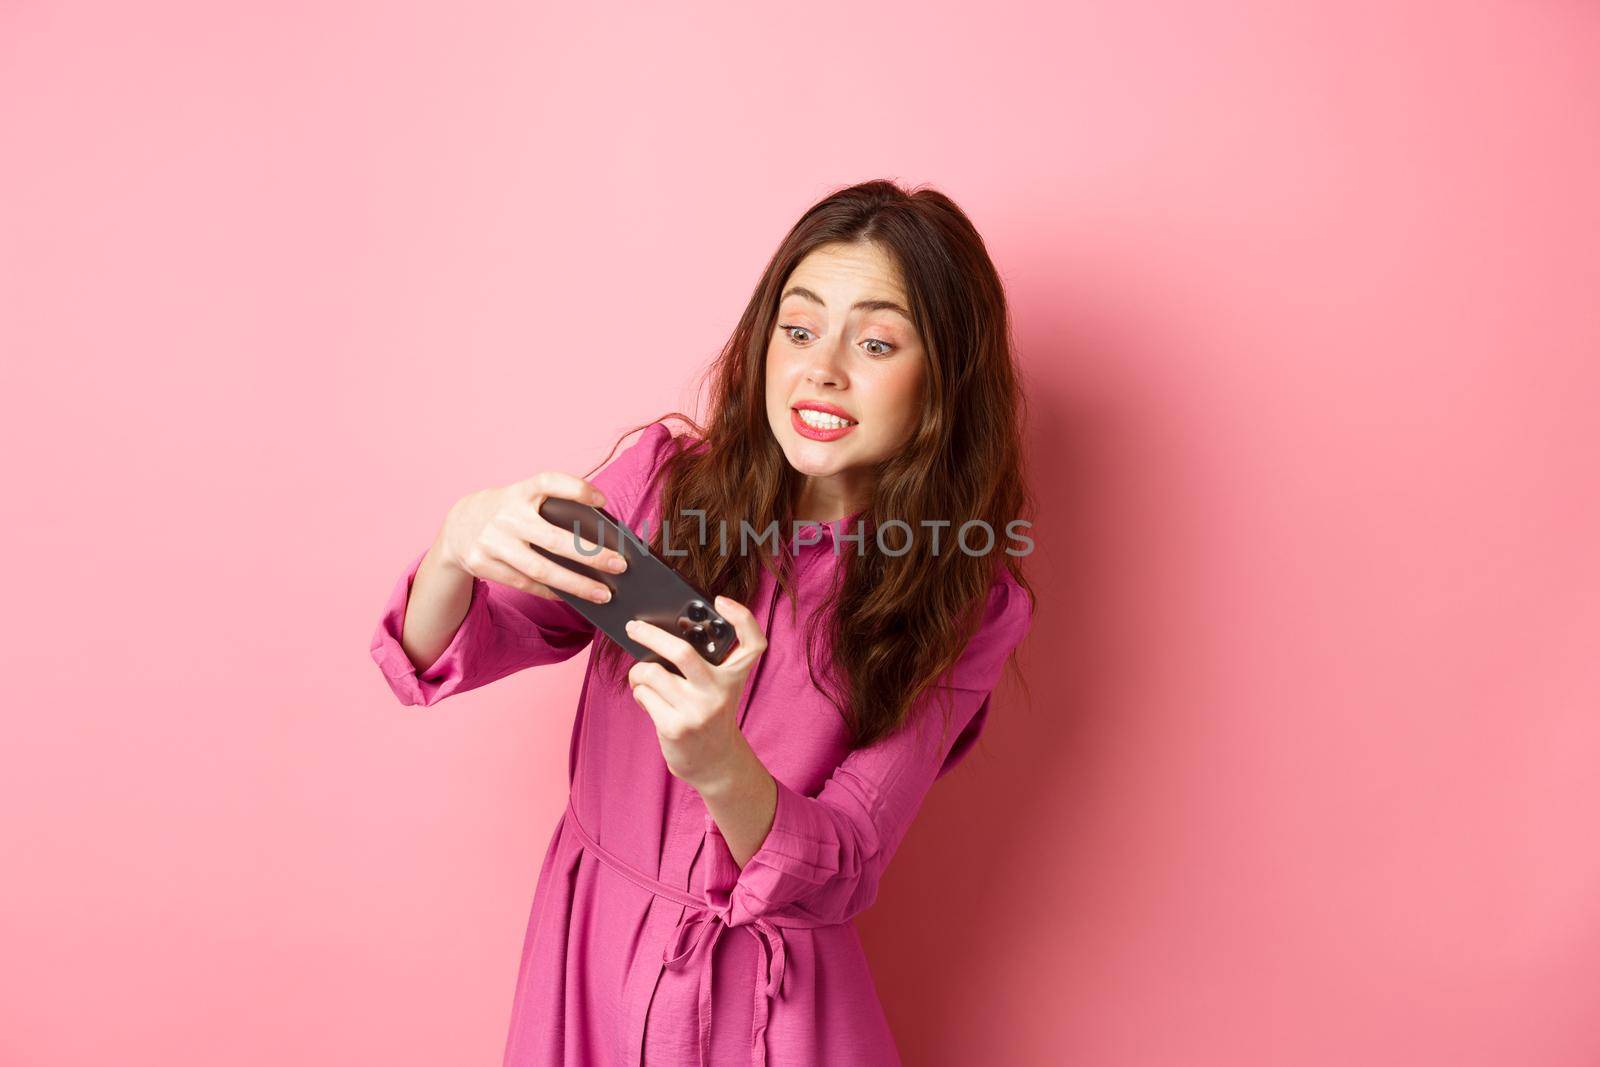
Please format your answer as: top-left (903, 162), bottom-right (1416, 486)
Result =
top-left (777, 323), bottom-right (896, 357)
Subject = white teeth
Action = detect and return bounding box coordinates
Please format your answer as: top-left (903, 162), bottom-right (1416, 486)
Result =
top-left (797, 408), bottom-right (854, 430)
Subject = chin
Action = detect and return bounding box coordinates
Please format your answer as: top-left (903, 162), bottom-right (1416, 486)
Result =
top-left (772, 435), bottom-right (843, 472)
top-left (778, 445), bottom-right (837, 476)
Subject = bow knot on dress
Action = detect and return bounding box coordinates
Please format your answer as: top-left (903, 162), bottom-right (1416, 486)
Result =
top-left (662, 907), bottom-right (788, 1067)
top-left (563, 796), bottom-right (806, 1067)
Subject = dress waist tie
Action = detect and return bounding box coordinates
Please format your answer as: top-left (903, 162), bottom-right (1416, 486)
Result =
top-left (563, 797), bottom-right (823, 1067)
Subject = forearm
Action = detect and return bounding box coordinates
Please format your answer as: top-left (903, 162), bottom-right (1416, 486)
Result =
top-left (399, 526), bottom-right (475, 673)
top-left (695, 735), bottom-right (777, 868)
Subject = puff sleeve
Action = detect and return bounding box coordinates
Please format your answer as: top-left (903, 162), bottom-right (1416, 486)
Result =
top-left (368, 421), bottom-right (679, 706)
top-left (700, 572), bottom-right (1034, 925)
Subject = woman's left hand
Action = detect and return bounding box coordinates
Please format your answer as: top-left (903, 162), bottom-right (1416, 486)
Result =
top-left (625, 594), bottom-right (769, 793)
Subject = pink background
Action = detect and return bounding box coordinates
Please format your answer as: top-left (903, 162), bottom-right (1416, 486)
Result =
top-left (4, 2), bottom-right (1598, 1064)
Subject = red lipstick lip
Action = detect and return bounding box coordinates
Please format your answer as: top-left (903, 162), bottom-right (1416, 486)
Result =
top-left (791, 400), bottom-right (857, 422)
top-left (790, 406), bottom-right (856, 441)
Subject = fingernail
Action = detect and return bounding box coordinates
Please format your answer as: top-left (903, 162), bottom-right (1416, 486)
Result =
top-left (592, 589), bottom-right (610, 603)
top-left (608, 556), bottom-right (626, 572)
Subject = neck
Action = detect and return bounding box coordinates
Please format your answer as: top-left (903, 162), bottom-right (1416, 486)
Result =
top-left (792, 472), bottom-right (868, 524)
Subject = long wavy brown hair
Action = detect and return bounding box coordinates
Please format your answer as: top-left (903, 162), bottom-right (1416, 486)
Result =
top-left (584, 179), bottom-right (1033, 751)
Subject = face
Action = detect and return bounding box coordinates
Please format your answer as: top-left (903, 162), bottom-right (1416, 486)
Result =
top-left (764, 241), bottom-right (927, 519)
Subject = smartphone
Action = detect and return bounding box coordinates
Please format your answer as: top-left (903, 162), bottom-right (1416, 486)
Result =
top-left (531, 496), bottom-right (738, 677)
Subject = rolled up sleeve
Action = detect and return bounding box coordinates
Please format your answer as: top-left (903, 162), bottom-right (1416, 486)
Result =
top-left (701, 575), bottom-right (1034, 925)
top-left (368, 547), bottom-right (598, 706)
top-left (368, 421), bottom-right (682, 707)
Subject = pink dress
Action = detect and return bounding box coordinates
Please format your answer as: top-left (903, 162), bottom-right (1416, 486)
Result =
top-left (369, 422), bottom-right (1033, 1066)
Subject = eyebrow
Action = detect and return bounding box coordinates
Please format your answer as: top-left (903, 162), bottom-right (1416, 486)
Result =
top-left (780, 285), bottom-right (912, 320)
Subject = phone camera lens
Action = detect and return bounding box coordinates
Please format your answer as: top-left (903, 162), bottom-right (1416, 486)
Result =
top-left (687, 601), bottom-right (710, 622)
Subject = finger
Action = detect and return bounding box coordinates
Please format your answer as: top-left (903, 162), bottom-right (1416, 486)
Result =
top-left (627, 671), bottom-right (684, 723)
top-left (511, 505), bottom-right (629, 575)
top-left (628, 659), bottom-right (691, 703)
top-left (625, 619), bottom-right (713, 685)
top-left (466, 554), bottom-right (562, 601)
top-left (525, 471), bottom-right (608, 509)
top-left (712, 595), bottom-right (767, 670)
top-left (629, 676), bottom-right (680, 727)
top-left (485, 526), bottom-right (613, 604)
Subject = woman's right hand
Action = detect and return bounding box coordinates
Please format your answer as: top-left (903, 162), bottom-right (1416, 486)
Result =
top-left (440, 473), bottom-right (628, 604)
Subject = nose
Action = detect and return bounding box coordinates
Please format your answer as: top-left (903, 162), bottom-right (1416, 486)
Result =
top-left (803, 339), bottom-right (846, 390)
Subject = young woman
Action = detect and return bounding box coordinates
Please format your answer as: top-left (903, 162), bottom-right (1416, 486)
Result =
top-left (370, 179), bottom-right (1036, 1066)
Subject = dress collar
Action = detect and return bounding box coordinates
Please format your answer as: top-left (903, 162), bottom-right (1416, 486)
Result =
top-left (790, 508), bottom-right (868, 553)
